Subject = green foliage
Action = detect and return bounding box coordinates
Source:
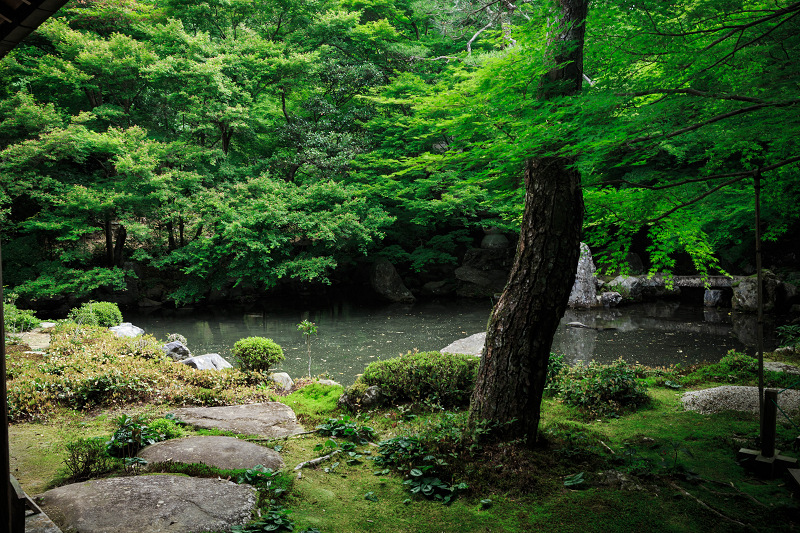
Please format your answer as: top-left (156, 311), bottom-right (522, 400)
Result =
top-left (62, 436), bottom-right (115, 481)
top-left (106, 414), bottom-right (161, 457)
top-left (147, 417), bottom-right (186, 440)
top-left (682, 351), bottom-right (758, 385)
top-left (3, 302), bottom-right (41, 333)
top-left (232, 337), bottom-right (285, 373)
top-left (231, 507), bottom-right (296, 533)
top-left (777, 325), bottom-right (800, 349)
top-left (360, 351), bottom-right (479, 408)
top-left (316, 415), bottom-right (376, 444)
top-left (297, 320), bottom-right (318, 378)
top-left (549, 359), bottom-right (650, 418)
top-left (67, 301), bottom-right (123, 327)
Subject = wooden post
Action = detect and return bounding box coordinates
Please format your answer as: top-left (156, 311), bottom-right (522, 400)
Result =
top-left (754, 170), bottom-right (765, 440)
top-left (761, 389), bottom-right (778, 459)
top-left (1, 239), bottom-right (14, 532)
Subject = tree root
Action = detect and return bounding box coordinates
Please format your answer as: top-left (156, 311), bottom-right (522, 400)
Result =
top-left (668, 481), bottom-right (748, 527)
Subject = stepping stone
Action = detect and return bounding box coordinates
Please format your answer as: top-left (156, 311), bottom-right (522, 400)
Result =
top-left (38, 475), bottom-right (256, 533)
top-left (171, 402), bottom-right (304, 438)
top-left (139, 436), bottom-right (284, 470)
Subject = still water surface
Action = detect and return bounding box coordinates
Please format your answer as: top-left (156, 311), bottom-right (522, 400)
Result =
top-left (127, 299), bottom-right (766, 385)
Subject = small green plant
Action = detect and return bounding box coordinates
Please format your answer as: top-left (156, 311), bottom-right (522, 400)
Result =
top-left (316, 415), bottom-right (376, 444)
top-left (682, 350), bottom-right (759, 385)
top-left (232, 337), bottom-right (285, 373)
top-left (106, 414), bottom-right (161, 457)
top-left (148, 417), bottom-right (186, 440)
top-left (551, 358), bottom-right (649, 418)
top-left (777, 325), bottom-right (800, 349)
top-left (68, 301), bottom-right (123, 327)
top-left (167, 332), bottom-right (188, 346)
top-left (63, 437), bottom-right (115, 481)
top-left (232, 506), bottom-right (295, 533)
top-left (297, 320), bottom-right (318, 378)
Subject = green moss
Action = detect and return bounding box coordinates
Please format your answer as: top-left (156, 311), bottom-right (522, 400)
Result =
top-left (283, 383), bottom-right (344, 427)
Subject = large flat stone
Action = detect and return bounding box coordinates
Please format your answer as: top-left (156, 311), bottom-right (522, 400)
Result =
top-left (171, 402), bottom-right (304, 438)
top-left (139, 436), bottom-right (284, 471)
top-left (39, 475), bottom-right (256, 533)
top-left (441, 332), bottom-right (485, 357)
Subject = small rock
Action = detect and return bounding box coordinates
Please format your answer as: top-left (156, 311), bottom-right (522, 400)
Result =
top-left (271, 372), bottom-right (294, 391)
top-left (440, 332), bottom-right (485, 357)
top-left (316, 379), bottom-right (341, 387)
top-left (704, 289), bottom-right (723, 307)
top-left (600, 291), bottom-right (622, 307)
top-left (480, 233), bottom-right (510, 249)
top-left (109, 323), bottom-right (144, 338)
top-left (163, 341), bottom-right (191, 361)
top-left (361, 386), bottom-right (383, 409)
top-left (179, 353), bottom-right (232, 371)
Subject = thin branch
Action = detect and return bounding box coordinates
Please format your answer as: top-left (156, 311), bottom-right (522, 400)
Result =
top-left (627, 100), bottom-right (800, 145)
top-left (601, 156), bottom-right (800, 191)
top-left (616, 88), bottom-right (768, 104)
top-left (702, 2), bottom-right (800, 51)
top-left (645, 175), bottom-right (747, 224)
top-left (668, 481), bottom-right (748, 528)
top-left (293, 449), bottom-right (341, 470)
top-left (467, 16), bottom-right (497, 55)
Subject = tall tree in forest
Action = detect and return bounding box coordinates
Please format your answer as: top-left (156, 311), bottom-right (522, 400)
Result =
top-left (468, 0), bottom-right (588, 442)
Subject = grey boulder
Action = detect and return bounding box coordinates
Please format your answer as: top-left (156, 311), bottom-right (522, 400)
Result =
top-left (179, 353), bottom-right (233, 370)
top-left (163, 340), bottom-right (191, 361)
top-left (38, 475), bottom-right (256, 533)
top-left (171, 402), bottom-right (304, 438)
top-left (139, 436), bottom-right (284, 471)
top-left (109, 322), bottom-right (144, 338)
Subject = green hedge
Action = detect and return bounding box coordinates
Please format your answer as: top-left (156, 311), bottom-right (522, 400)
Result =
top-left (232, 337), bottom-right (285, 373)
top-left (360, 351), bottom-right (479, 408)
top-left (4, 303), bottom-right (41, 333)
top-left (68, 301), bottom-right (123, 327)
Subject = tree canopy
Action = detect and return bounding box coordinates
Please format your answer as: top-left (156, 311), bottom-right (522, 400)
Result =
top-left (0, 0), bottom-right (797, 304)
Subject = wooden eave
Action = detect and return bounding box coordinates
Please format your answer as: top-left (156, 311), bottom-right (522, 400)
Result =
top-left (0, 0), bottom-right (70, 57)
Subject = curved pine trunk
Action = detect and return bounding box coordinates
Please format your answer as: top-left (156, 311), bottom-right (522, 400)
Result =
top-left (469, 0), bottom-right (588, 443)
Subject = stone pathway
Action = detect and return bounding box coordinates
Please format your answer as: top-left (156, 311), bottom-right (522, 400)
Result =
top-left (139, 435), bottom-right (284, 470)
top-left (38, 475), bottom-right (257, 533)
top-left (171, 402), bottom-right (305, 438)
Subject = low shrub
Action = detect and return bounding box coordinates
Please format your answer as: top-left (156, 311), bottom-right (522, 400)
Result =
top-left (682, 350), bottom-right (758, 385)
top-left (4, 303), bottom-right (41, 333)
top-left (68, 301), bottom-right (123, 327)
top-left (778, 324), bottom-right (800, 349)
top-left (232, 337), bottom-right (284, 373)
top-left (148, 417), bottom-right (186, 440)
top-left (63, 437), bottom-right (116, 481)
top-left (360, 351), bottom-right (479, 408)
top-left (106, 414), bottom-right (161, 457)
top-left (550, 358), bottom-right (649, 418)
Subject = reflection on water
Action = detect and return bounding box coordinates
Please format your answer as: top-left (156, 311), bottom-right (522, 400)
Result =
top-left (127, 300), bottom-right (772, 385)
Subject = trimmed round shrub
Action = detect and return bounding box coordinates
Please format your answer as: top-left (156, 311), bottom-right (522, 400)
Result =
top-left (360, 351), bottom-right (479, 408)
top-left (68, 301), bottom-right (123, 327)
top-left (232, 337), bottom-right (285, 373)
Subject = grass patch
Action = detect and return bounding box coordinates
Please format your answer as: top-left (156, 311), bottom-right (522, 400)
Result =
top-left (283, 382), bottom-right (345, 427)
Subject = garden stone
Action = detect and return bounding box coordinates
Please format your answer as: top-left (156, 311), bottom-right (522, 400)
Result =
top-left (162, 340), bottom-right (191, 361)
top-left (568, 242), bottom-right (597, 308)
top-left (480, 233), bottom-right (510, 249)
top-left (704, 289), bottom-right (723, 307)
top-left (440, 332), bottom-right (485, 357)
top-left (171, 402), bottom-right (304, 438)
top-left (179, 353), bottom-right (232, 370)
top-left (732, 270), bottom-right (779, 312)
top-left (316, 379), bottom-right (341, 387)
top-left (38, 475), bottom-right (256, 533)
top-left (370, 257), bottom-right (415, 303)
top-left (600, 291), bottom-right (622, 307)
top-left (764, 361), bottom-right (800, 375)
top-left (109, 322), bottom-right (144, 337)
top-left (454, 247), bottom-right (514, 298)
top-left (361, 385), bottom-right (384, 409)
top-left (271, 372), bottom-right (294, 391)
top-left (139, 436), bottom-right (284, 470)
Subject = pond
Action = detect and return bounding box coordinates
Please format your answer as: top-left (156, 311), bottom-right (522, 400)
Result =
top-left (127, 299), bottom-right (772, 386)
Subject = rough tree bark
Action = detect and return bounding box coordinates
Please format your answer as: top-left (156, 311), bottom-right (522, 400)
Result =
top-left (469, 0), bottom-right (588, 443)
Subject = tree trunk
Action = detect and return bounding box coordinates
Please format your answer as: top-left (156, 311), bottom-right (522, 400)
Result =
top-left (469, 0), bottom-right (588, 443)
top-left (104, 218), bottom-right (114, 267)
top-left (113, 224), bottom-right (127, 267)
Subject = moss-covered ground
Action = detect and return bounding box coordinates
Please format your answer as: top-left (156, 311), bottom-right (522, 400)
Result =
top-left (7, 334), bottom-right (800, 532)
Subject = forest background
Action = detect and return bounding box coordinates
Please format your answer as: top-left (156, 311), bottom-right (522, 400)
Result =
top-left (0, 0), bottom-right (798, 306)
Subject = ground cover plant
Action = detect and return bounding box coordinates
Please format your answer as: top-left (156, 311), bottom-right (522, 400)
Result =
top-left (8, 336), bottom-right (800, 532)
